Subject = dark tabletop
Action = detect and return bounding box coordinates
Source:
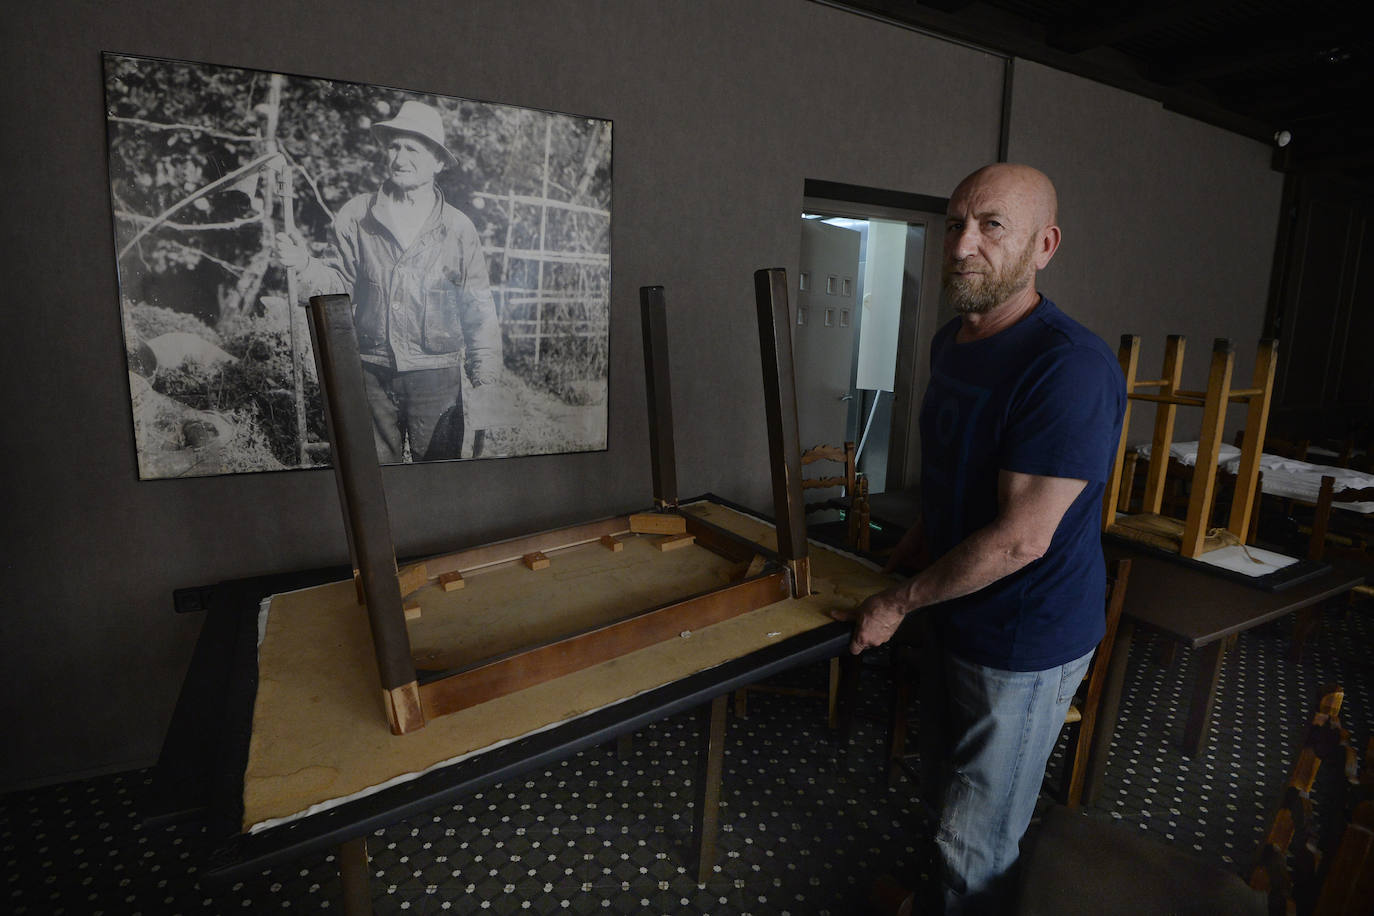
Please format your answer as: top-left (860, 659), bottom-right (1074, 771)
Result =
top-left (1103, 543), bottom-right (1366, 648)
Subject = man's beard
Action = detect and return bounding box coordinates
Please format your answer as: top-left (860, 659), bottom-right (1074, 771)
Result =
top-left (943, 235), bottom-right (1038, 315)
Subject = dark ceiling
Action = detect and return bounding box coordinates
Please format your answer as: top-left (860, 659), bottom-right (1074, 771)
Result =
top-left (823, 0), bottom-right (1372, 179)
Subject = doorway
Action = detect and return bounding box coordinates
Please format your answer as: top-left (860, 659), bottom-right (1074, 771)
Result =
top-left (797, 185), bottom-right (948, 503)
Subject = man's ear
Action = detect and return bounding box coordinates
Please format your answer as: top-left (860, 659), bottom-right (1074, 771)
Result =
top-left (1035, 225), bottom-right (1062, 269)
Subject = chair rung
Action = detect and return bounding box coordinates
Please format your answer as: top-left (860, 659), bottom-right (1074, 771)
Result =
top-left (801, 445), bottom-right (848, 464)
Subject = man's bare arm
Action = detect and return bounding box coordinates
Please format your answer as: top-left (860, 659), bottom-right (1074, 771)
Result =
top-left (833, 470), bottom-right (1087, 653)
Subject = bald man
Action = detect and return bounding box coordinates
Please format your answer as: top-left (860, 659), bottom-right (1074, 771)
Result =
top-left (834, 164), bottom-right (1125, 915)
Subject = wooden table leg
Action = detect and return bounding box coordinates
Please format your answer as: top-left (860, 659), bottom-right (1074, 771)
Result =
top-left (692, 693), bottom-right (729, 885)
top-left (1083, 619), bottom-right (1134, 806)
top-left (1183, 640), bottom-right (1227, 757)
top-left (886, 656), bottom-right (912, 788)
top-left (337, 836), bottom-right (372, 916)
top-left (834, 652), bottom-right (862, 767)
top-left (825, 656), bottom-right (841, 729)
top-left (1289, 604), bottom-right (1322, 662)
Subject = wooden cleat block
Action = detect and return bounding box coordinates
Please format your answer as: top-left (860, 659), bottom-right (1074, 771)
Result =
top-left (655, 533), bottom-right (696, 552)
top-left (438, 570), bottom-right (465, 592)
top-left (353, 569), bottom-right (365, 605)
top-left (629, 513), bottom-right (687, 535)
top-left (403, 601), bottom-right (422, 620)
top-left (523, 551), bottom-right (551, 570)
top-left (397, 562), bottom-right (428, 596)
top-left (723, 554), bottom-right (770, 583)
top-left (600, 534), bottom-right (624, 552)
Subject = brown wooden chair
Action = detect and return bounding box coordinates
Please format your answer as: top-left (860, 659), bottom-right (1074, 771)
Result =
top-left (882, 557), bottom-right (1132, 810)
top-left (801, 441), bottom-right (870, 551)
top-left (1052, 557), bottom-right (1131, 809)
top-left (1018, 803), bottom-right (1267, 916)
top-left (1019, 686), bottom-right (1371, 916)
top-left (1312, 477), bottom-right (1374, 570)
top-left (1290, 476), bottom-right (1373, 660)
top-left (1312, 735), bottom-right (1374, 916)
top-left (1247, 686), bottom-right (1374, 916)
top-left (1314, 798), bottom-right (1374, 916)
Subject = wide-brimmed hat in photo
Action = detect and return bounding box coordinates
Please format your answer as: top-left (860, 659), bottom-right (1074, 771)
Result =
top-left (372, 100), bottom-right (458, 170)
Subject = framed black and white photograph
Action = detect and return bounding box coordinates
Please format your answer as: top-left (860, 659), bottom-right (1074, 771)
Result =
top-left (104, 52), bottom-right (611, 479)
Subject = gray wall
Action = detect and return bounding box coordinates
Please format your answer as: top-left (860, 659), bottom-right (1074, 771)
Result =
top-left (0, 0), bottom-right (1281, 791)
top-left (1009, 61), bottom-right (1285, 440)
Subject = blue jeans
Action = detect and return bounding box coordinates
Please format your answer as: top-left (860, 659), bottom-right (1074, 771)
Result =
top-left (923, 640), bottom-right (1094, 915)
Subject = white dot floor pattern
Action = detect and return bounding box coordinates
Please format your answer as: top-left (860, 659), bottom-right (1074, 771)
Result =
top-left (3, 598), bottom-right (1370, 914)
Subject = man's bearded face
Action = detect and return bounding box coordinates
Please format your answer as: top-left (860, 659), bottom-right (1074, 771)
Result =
top-left (943, 231), bottom-right (1039, 315)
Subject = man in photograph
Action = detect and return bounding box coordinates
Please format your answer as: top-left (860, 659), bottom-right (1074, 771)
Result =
top-left (278, 99), bottom-right (502, 462)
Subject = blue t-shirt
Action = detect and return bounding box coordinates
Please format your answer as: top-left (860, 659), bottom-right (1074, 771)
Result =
top-left (919, 297), bottom-right (1125, 671)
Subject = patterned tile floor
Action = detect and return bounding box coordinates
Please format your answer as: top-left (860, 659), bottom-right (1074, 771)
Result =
top-left (4, 598), bottom-right (1370, 914)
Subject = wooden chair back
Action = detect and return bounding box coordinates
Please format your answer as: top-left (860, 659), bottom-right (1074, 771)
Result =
top-left (1021, 687), bottom-right (1372, 916)
top-left (1057, 556), bottom-right (1131, 808)
top-left (801, 441), bottom-right (856, 496)
top-left (1313, 736), bottom-right (1374, 915)
top-left (800, 441), bottom-right (870, 550)
top-left (1250, 685), bottom-right (1374, 916)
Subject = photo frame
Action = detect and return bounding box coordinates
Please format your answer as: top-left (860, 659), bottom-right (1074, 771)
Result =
top-left (103, 52), bottom-right (611, 479)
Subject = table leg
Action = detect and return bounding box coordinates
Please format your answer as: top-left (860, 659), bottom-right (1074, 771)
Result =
top-left (337, 836), bottom-right (372, 916)
top-left (692, 693), bottom-right (729, 885)
top-left (1183, 641), bottom-right (1227, 757)
top-left (1083, 619), bottom-right (1134, 806)
top-left (834, 652), bottom-right (862, 768)
top-left (886, 658), bottom-right (912, 788)
top-left (1289, 605), bottom-right (1322, 662)
top-left (826, 656), bottom-right (841, 729)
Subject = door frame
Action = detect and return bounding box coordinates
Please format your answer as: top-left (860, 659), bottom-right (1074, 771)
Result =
top-left (801, 183), bottom-right (948, 492)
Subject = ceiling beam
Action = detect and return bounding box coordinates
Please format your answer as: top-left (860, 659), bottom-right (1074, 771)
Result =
top-left (1152, 16), bottom-right (1361, 86)
top-left (1155, 41), bottom-right (1310, 86)
top-left (1047, 0), bottom-right (1226, 55)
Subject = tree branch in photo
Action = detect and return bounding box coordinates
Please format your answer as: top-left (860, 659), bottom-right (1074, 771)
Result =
top-left (159, 238), bottom-right (247, 276)
top-left (279, 148), bottom-right (337, 225)
top-left (117, 150), bottom-right (281, 260)
top-left (114, 210), bottom-right (264, 233)
top-left (107, 114), bottom-right (260, 144)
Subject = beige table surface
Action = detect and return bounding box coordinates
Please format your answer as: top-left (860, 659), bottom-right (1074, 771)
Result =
top-left (243, 501), bottom-right (891, 831)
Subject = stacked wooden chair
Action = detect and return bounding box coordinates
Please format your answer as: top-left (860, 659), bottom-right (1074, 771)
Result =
top-left (1287, 474), bottom-right (1374, 660)
top-left (1104, 334), bottom-right (1276, 559)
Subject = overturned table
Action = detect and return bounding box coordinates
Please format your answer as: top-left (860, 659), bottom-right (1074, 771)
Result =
top-left (151, 498), bottom-right (888, 912)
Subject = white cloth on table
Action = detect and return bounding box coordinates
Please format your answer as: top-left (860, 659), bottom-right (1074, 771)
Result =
top-left (1132, 441), bottom-right (1374, 513)
top-left (1219, 453), bottom-right (1374, 514)
top-left (1133, 441), bottom-right (1241, 466)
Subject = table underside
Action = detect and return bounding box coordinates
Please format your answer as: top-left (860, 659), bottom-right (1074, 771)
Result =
top-left (242, 500), bottom-right (889, 833)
